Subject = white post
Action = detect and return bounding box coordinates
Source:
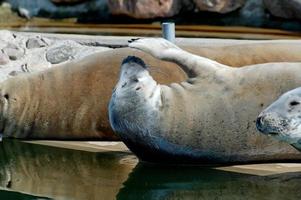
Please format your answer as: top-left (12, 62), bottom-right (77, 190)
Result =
top-left (162, 22), bottom-right (175, 43)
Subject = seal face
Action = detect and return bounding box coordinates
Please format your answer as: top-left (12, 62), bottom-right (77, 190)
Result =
top-left (257, 87), bottom-right (301, 151)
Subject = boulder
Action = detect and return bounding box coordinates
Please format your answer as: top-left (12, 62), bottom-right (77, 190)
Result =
top-left (263, 0), bottom-right (301, 20)
top-left (193, 0), bottom-right (246, 13)
top-left (108, 0), bottom-right (188, 19)
top-left (6, 0), bottom-right (110, 20)
top-left (51, 0), bottom-right (87, 4)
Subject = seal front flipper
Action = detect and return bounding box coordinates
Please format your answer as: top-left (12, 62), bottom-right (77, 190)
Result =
top-left (129, 38), bottom-right (228, 78)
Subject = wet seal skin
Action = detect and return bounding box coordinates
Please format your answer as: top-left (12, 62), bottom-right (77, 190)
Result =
top-left (109, 38), bottom-right (301, 164)
top-left (257, 87), bottom-right (301, 151)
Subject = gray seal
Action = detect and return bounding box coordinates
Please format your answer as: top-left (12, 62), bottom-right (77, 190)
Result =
top-left (109, 38), bottom-right (301, 164)
top-left (257, 87), bottom-right (301, 151)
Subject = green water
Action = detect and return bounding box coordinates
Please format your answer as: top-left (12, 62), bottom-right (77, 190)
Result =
top-left (0, 139), bottom-right (300, 200)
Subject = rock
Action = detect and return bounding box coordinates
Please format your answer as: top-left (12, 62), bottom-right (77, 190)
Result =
top-left (193, 0), bottom-right (246, 13)
top-left (17, 7), bottom-right (32, 19)
top-left (46, 44), bottom-right (77, 64)
top-left (51, 0), bottom-right (87, 4)
top-left (6, 0), bottom-right (110, 20)
top-left (26, 37), bottom-right (47, 49)
top-left (2, 44), bottom-right (24, 61)
top-left (263, 0), bottom-right (301, 20)
top-left (8, 70), bottom-right (21, 76)
top-left (108, 0), bottom-right (188, 19)
top-left (0, 51), bottom-right (10, 65)
top-left (237, 0), bottom-right (266, 27)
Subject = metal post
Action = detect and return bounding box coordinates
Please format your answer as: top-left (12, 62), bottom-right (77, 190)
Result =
top-left (162, 22), bottom-right (175, 43)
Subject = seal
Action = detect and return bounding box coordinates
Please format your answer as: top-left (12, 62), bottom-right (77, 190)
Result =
top-left (0, 48), bottom-right (185, 139)
top-left (109, 38), bottom-right (301, 164)
top-left (3, 39), bottom-right (301, 140)
top-left (256, 87), bottom-right (301, 151)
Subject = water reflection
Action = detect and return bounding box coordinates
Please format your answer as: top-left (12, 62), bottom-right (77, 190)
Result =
top-left (0, 139), bottom-right (300, 200)
top-left (0, 139), bottom-right (137, 200)
top-left (117, 164), bottom-right (301, 200)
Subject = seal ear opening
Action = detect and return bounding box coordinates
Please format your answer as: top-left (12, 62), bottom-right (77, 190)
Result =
top-left (121, 56), bottom-right (147, 69)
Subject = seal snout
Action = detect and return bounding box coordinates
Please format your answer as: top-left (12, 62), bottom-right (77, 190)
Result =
top-left (256, 114), bottom-right (273, 135)
top-left (256, 112), bottom-right (288, 136)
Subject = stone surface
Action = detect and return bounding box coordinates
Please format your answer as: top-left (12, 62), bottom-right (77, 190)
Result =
top-left (108, 0), bottom-right (187, 19)
top-left (46, 43), bottom-right (77, 64)
top-left (263, 0), bottom-right (301, 20)
top-left (2, 43), bottom-right (24, 60)
top-left (194, 0), bottom-right (246, 13)
top-left (26, 37), bottom-right (47, 49)
top-left (0, 30), bottom-right (110, 82)
top-left (0, 51), bottom-right (10, 65)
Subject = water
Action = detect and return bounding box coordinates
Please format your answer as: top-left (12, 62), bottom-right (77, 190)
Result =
top-left (0, 139), bottom-right (300, 200)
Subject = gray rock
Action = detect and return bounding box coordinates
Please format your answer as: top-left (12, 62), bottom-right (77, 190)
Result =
top-left (263, 0), bottom-right (301, 20)
top-left (8, 70), bottom-right (21, 76)
top-left (26, 37), bottom-right (47, 49)
top-left (0, 51), bottom-right (10, 65)
top-left (51, 0), bottom-right (87, 4)
top-left (108, 0), bottom-right (189, 19)
top-left (193, 0), bottom-right (246, 13)
top-left (6, 0), bottom-right (110, 20)
top-left (2, 44), bottom-right (24, 61)
top-left (238, 0), bottom-right (266, 27)
top-left (46, 45), bottom-right (76, 64)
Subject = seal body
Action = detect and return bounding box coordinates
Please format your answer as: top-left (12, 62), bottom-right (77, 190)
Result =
top-left (257, 87), bottom-right (301, 151)
top-left (109, 38), bottom-right (301, 164)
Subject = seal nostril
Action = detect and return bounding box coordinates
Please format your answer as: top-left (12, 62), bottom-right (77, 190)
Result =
top-left (290, 101), bottom-right (300, 106)
top-left (3, 94), bottom-right (9, 100)
top-left (256, 116), bottom-right (264, 131)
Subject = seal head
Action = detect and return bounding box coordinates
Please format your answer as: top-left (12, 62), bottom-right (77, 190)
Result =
top-left (256, 87), bottom-right (301, 150)
top-left (109, 56), bottom-right (161, 143)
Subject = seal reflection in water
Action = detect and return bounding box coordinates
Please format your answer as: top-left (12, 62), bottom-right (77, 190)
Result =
top-left (257, 87), bottom-right (301, 151)
top-left (109, 38), bottom-right (301, 164)
top-left (117, 164), bottom-right (301, 200)
top-left (0, 139), bottom-right (137, 200)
